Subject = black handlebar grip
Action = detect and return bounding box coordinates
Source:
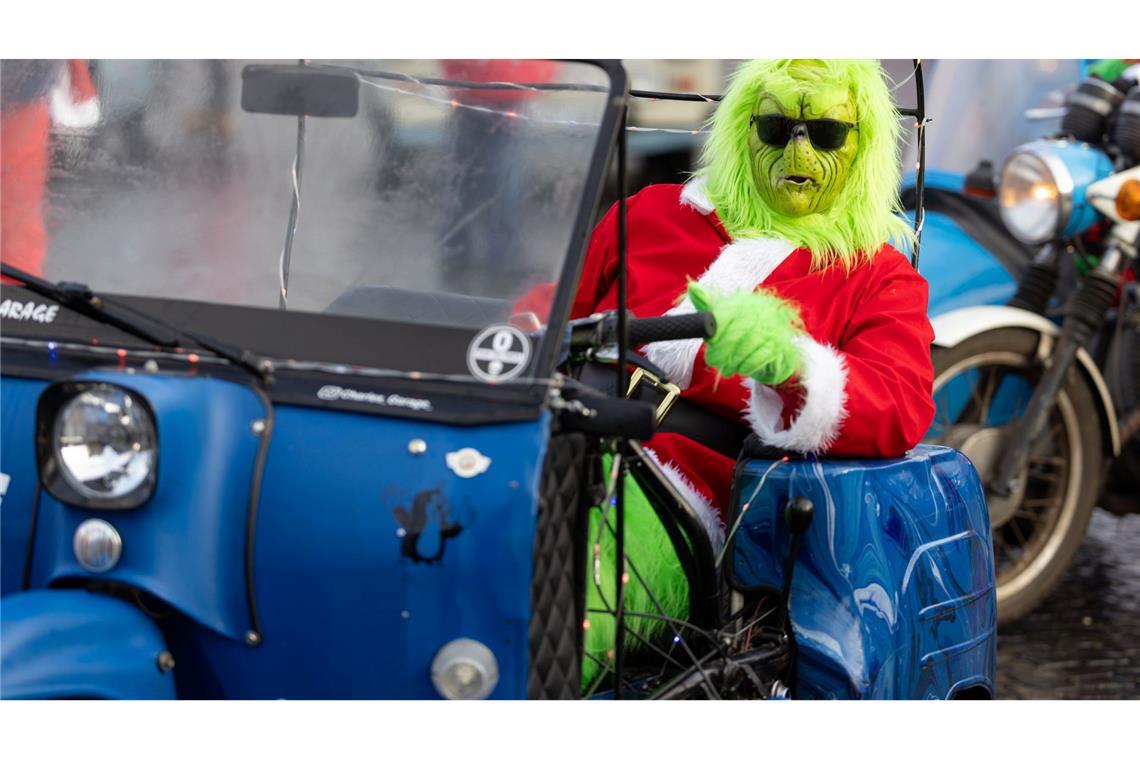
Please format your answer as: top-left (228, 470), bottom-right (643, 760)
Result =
top-left (626, 313), bottom-right (717, 345)
top-left (558, 394), bottom-right (658, 440)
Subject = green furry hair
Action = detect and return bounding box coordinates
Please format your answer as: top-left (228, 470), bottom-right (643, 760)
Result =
top-left (696, 59), bottom-right (914, 269)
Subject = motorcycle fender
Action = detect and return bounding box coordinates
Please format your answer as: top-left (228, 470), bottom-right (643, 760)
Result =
top-left (0, 590), bottom-right (176, 699)
top-left (931, 305), bottom-right (1121, 456)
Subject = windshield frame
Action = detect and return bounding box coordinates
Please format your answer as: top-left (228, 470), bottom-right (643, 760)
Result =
top-left (536, 59), bottom-right (627, 375)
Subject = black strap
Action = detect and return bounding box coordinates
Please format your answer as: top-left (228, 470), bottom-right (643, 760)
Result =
top-left (576, 362), bottom-right (749, 459)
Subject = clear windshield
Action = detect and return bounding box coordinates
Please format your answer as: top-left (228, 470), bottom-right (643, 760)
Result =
top-left (1, 59), bottom-right (612, 330)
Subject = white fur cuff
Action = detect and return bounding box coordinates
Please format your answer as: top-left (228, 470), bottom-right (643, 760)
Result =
top-left (680, 176), bottom-right (715, 215)
top-left (643, 447), bottom-right (725, 554)
top-left (743, 336), bottom-right (848, 453)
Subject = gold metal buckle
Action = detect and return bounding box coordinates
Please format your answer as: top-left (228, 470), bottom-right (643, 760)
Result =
top-left (626, 367), bottom-right (681, 423)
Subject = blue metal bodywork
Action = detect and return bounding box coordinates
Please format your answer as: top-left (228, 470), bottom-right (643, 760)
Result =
top-left (174, 402), bottom-right (550, 699)
top-left (900, 170), bottom-right (1020, 316)
top-left (1, 376), bottom-right (48, 596)
top-left (1045, 140), bottom-right (1115, 238)
top-left (29, 371), bottom-right (267, 642)
top-left (913, 208), bottom-right (1018, 316)
top-left (2, 368), bottom-right (551, 699)
top-left (730, 446), bottom-right (997, 699)
top-left (0, 589), bottom-right (176, 699)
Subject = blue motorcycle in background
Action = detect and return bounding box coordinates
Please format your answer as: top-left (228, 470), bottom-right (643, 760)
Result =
top-left (0, 59), bottom-right (997, 699)
top-left (912, 59), bottom-right (1140, 623)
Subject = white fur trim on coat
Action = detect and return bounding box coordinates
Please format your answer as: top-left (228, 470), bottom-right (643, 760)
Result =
top-left (643, 447), bottom-right (725, 553)
top-left (743, 335), bottom-right (848, 453)
top-left (644, 237), bottom-right (798, 389)
top-left (680, 176), bottom-right (715, 215)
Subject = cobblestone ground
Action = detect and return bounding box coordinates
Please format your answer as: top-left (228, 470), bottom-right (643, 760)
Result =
top-left (997, 510), bottom-right (1140, 699)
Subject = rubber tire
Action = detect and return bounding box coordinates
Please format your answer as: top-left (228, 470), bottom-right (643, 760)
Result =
top-left (527, 434), bottom-right (590, 699)
top-left (931, 328), bottom-right (1104, 625)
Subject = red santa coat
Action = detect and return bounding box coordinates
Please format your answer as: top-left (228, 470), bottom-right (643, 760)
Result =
top-left (517, 179), bottom-right (936, 542)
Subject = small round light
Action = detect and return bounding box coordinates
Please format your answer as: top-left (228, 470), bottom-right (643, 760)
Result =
top-left (1116, 178), bottom-right (1140, 222)
top-left (999, 151), bottom-right (1065, 244)
top-left (73, 518), bottom-right (123, 572)
top-left (54, 386), bottom-right (156, 501)
top-left (430, 638), bottom-right (499, 700)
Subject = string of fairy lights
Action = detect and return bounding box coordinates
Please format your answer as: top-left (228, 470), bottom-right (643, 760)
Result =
top-left (582, 450), bottom-right (791, 697)
top-left (358, 75), bottom-right (716, 136)
top-left (355, 60), bottom-right (930, 140)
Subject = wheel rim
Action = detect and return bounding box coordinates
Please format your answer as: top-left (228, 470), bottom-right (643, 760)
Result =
top-left (928, 350), bottom-right (1083, 604)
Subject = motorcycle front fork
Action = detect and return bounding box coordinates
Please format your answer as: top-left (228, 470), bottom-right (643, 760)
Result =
top-left (990, 242), bottom-right (1131, 498)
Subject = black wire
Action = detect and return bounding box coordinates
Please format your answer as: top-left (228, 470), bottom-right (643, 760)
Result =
top-left (630, 89), bottom-right (721, 103)
top-left (20, 480), bottom-right (42, 590)
top-left (604, 609), bottom-right (728, 659)
top-left (242, 384), bottom-right (275, 644)
top-left (912, 59), bottom-right (927, 271)
top-left (613, 103), bottom-right (630, 699)
top-left (648, 650), bottom-right (722, 700)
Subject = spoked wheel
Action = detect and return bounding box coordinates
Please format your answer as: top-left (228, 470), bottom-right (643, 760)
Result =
top-left (926, 328), bottom-right (1103, 625)
top-left (528, 436), bottom-right (790, 698)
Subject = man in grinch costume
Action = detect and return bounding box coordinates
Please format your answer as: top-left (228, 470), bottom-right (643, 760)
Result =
top-left (528, 59), bottom-right (936, 689)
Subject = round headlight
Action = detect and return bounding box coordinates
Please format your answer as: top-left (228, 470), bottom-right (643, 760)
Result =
top-left (54, 386), bottom-right (156, 502)
top-left (999, 148), bottom-right (1071, 244)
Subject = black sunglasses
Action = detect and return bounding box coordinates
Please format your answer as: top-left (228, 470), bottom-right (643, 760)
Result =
top-left (750, 115), bottom-right (857, 151)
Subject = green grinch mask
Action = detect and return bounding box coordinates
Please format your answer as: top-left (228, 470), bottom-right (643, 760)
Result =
top-left (698, 59), bottom-right (913, 269)
top-left (750, 80), bottom-right (858, 217)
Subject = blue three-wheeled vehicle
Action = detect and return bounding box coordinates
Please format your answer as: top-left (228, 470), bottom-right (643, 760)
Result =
top-left (0, 59), bottom-right (997, 699)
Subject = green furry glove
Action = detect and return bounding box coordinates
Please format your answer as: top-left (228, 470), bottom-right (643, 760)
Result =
top-left (688, 282), bottom-right (803, 386)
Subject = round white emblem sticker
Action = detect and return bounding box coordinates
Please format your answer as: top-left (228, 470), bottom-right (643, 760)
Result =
top-left (467, 325), bottom-right (531, 383)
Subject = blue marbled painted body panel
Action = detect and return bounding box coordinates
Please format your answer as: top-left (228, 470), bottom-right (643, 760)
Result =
top-left (731, 445), bottom-right (997, 699)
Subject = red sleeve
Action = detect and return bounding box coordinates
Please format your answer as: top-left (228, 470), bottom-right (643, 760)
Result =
top-left (745, 249), bottom-right (935, 458)
top-left (826, 253), bottom-right (936, 456)
top-left (511, 196), bottom-right (625, 324)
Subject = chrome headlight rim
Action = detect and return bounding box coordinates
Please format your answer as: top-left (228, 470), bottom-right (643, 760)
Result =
top-left (998, 139), bottom-right (1076, 245)
top-left (36, 381), bottom-right (159, 510)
